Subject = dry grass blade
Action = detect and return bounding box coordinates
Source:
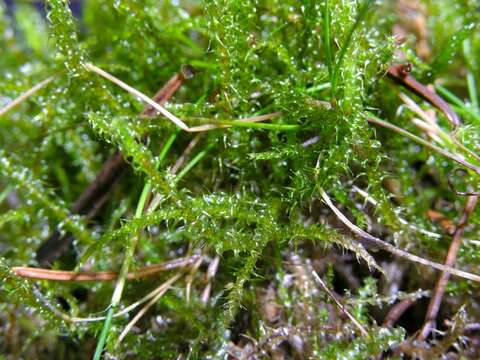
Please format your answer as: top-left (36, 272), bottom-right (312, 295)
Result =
top-left (319, 188), bottom-right (480, 283)
top-left (185, 255), bottom-right (204, 304)
top-left (186, 112), bottom-right (282, 132)
top-left (201, 255), bottom-right (220, 304)
top-left (142, 65), bottom-right (194, 117)
top-left (171, 134), bottom-right (203, 174)
top-left (399, 92), bottom-right (439, 127)
top-left (86, 62), bottom-right (282, 133)
top-left (116, 273), bottom-right (182, 346)
top-left (85, 63), bottom-right (189, 130)
top-left (311, 270), bottom-right (368, 337)
top-left (366, 115), bottom-right (480, 175)
top-left (399, 92), bottom-right (480, 164)
top-left (33, 270), bottom-right (191, 323)
top-left (352, 185), bottom-right (443, 239)
top-left (12, 255), bottom-right (200, 281)
top-left (0, 76), bottom-right (54, 117)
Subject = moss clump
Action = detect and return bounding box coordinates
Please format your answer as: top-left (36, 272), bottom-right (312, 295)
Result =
top-left (1, 0), bottom-right (480, 358)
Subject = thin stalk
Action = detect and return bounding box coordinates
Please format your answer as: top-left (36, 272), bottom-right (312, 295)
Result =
top-left (366, 114), bottom-right (480, 175)
top-left (466, 72), bottom-right (478, 112)
top-left (175, 144), bottom-right (214, 183)
top-left (93, 186), bottom-right (149, 360)
top-left (306, 82), bottom-right (331, 94)
top-left (186, 112), bottom-right (283, 132)
top-left (312, 270), bottom-right (368, 336)
top-left (319, 188), bottom-right (480, 283)
top-left (171, 134), bottom-right (202, 174)
top-left (435, 84), bottom-right (466, 108)
top-left (220, 120), bottom-right (300, 131)
top-left (148, 142), bottom-right (213, 213)
top-left (452, 104), bottom-right (480, 123)
top-left (200, 255), bottom-right (220, 304)
top-left (12, 255), bottom-right (200, 281)
top-left (135, 182), bottom-right (151, 218)
top-left (93, 134), bottom-right (177, 359)
top-left (158, 132), bottom-right (179, 166)
top-left (87, 63), bottom-right (289, 133)
top-left (116, 273), bottom-right (182, 345)
top-left (435, 87), bottom-right (480, 160)
top-left (399, 92), bottom-right (454, 147)
top-left (398, 92), bottom-right (480, 163)
top-left (352, 185), bottom-right (443, 239)
top-left (0, 185), bottom-right (13, 205)
top-left (33, 268), bottom-right (189, 323)
top-left (382, 298), bottom-right (416, 328)
top-left (138, 132), bottom-right (179, 212)
top-left (85, 63), bottom-right (189, 130)
top-left (436, 84), bottom-right (480, 123)
top-left (463, 39), bottom-right (479, 112)
top-left (0, 76), bottom-right (54, 118)
top-left (388, 64), bottom-right (460, 127)
top-left (185, 255), bottom-right (205, 304)
top-left (322, 0), bottom-right (333, 89)
top-left (417, 195), bottom-right (478, 340)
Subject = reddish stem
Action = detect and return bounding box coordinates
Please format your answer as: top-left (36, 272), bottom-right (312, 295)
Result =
top-left (387, 63), bottom-right (460, 127)
top-left (417, 195), bottom-right (478, 341)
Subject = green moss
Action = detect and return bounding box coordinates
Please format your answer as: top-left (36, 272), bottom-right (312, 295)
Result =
top-left (1, 0), bottom-right (480, 358)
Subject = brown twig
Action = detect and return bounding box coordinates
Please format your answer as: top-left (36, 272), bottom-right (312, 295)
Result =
top-left (417, 195), bottom-right (479, 341)
top-left (171, 134), bottom-right (203, 175)
top-left (13, 255), bottom-right (200, 281)
top-left (31, 259), bottom-right (199, 323)
top-left (36, 68), bottom-right (192, 266)
top-left (382, 298), bottom-right (416, 328)
top-left (387, 63), bottom-right (460, 127)
top-left (142, 65), bottom-right (195, 117)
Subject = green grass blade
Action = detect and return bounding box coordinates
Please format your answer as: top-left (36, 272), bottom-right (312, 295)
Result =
top-left (331, 0), bottom-right (373, 97)
top-left (463, 39), bottom-right (479, 112)
top-left (431, 22), bottom-right (476, 77)
top-left (222, 120), bottom-right (301, 131)
top-left (322, 0), bottom-right (334, 87)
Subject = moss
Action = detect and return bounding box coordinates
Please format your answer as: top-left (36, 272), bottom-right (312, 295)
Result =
top-left (1, 0), bottom-right (480, 358)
